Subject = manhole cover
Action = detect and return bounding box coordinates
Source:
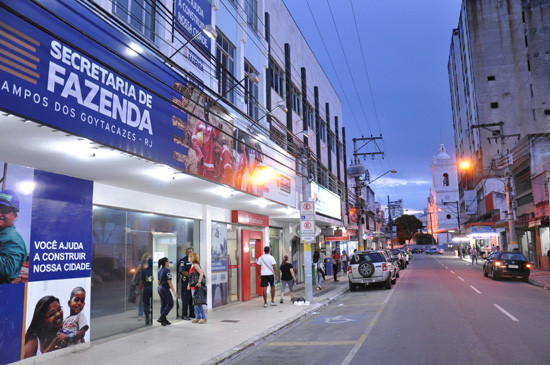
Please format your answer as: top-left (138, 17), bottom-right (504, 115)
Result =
top-left (221, 319), bottom-right (240, 323)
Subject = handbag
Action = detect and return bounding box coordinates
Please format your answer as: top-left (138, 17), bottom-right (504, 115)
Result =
top-left (193, 286), bottom-right (207, 305)
top-left (189, 270), bottom-right (206, 287)
top-left (128, 284), bottom-right (137, 303)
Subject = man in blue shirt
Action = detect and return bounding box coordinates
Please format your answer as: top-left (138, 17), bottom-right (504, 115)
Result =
top-left (0, 189), bottom-right (27, 284)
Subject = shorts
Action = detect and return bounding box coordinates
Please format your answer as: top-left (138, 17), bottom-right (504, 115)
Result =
top-left (281, 279), bottom-right (294, 293)
top-left (260, 275), bottom-right (275, 288)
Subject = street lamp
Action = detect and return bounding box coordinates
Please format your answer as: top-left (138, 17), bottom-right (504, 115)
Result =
top-left (165, 24), bottom-right (217, 62)
top-left (368, 170), bottom-right (397, 184)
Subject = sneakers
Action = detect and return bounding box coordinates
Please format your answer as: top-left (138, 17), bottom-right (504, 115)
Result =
top-left (263, 303), bottom-right (268, 308)
top-left (270, 302), bottom-right (277, 306)
top-left (280, 298), bottom-right (284, 304)
top-left (183, 316), bottom-right (191, 320)
top-left (192, 319), bottom-right (200, 323)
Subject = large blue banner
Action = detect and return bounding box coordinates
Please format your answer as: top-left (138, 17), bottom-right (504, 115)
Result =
top-left (175, 0), bottom-right (213, 53)
top-left (0, 0), bottom-right (189, 170)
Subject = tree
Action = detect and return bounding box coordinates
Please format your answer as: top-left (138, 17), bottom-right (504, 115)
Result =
top-left (394, 215), bottom-right (423, 244)
top-left (413, 232), bottom-right (435, 245)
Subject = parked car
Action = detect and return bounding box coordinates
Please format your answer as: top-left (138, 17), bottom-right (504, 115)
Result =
top-left (483, 252), bottom-right (531, 281)
top-left (400, 249), bottom-right (411, 264)
top-left (348, 250), bottom-right (397, 291)
top-left (390, 248), bottom-right (407, 269)
top-left (411, 248), bottom-right (423, 254)
top-left (382, 249), bottom-right (400, 278)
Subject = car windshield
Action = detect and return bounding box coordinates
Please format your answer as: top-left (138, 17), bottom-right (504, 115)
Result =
top-left (351, 252), bottom-right (384, 264)
top-left (500, 253), bottom-right (527, 261)
top-left (390, 249), bottom-right (400, 254)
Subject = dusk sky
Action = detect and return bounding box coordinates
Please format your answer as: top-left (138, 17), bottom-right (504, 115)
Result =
top-left (284, 0), bottom-right (463, 213)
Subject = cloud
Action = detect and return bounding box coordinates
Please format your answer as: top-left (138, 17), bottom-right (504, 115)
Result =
top-left (403, 208), bottom-right (425, 216)
top-left (370, 176), bottom-right (430, 187)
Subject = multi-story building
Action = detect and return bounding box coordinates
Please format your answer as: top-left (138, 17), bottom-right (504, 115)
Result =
top-left (0, 0), bottom-right (351, 360)
top-left (448, 0), bottom-right (550, 262)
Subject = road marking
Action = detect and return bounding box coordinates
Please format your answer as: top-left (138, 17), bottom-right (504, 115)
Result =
top-left (494, 304), bottom-right (519, 322)
top-left (470, 285), bottom-right (481, 294)
top-left (268, 340), bottom-right (360, 346)
top-left (457, 276), bottom-right (465, 281)
top-left (450, 270), bottom-right (455, 274)
top-left (444, 266), bottom-right (448, 269)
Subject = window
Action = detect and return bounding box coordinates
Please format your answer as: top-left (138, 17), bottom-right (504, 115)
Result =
top-left (291, 85), bottom-right (301, 115)
top-left (487, 75), bottom-right (495, 81)
top-left (490, 102), bottom-right (499, 109)
top-left (305, 104), bottom-right (315, 130)
top-left (443, 173), bottom-right (449, 186)
top-left (544, 109), bottom-right (550, 115)
top-left (245, 0), bottom-right (258, 32)
top-left (329, 132), bottom-right (335, 152)
top-left (216, 31), bottom-right (236, 103)
top-left (244, 60), bottom-right (259, 120)
top-left (319, 120), bottom-right (326, 143)
top-left (114, 0), bottom-right (156, 41)
top-left (269, 58), bottom-right (284, 97)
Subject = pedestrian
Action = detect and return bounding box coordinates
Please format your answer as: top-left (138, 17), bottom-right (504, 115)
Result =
top-left (256, 246), bottom-right (278, 307)
top-left (332, 250), bottom-right (340, 282)
top-left (316, 255), bottom-right (324, 290)
top-left (0, 189), bottom-right (27, 285)
top-left (470, 246), bottom-right (478, 265)
top-left (178, 247), bottom-right (195, 320)
top-left (279, 255), bottom-right (296, 303)
top-left (132, 253), bottom-right (150, 321)
top-left (340, 250), bottom-right (349, 275)
top-left (141, 258), bottom-right (153, 326)
top-left (188, 253), bottom-right (207, 324)
top-left (157, 257), bottom-right (177, 326)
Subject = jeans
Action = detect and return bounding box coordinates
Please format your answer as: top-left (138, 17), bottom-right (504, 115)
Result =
top-left (342, 261), bottom-right (348, 275)
top-left (316, 270), bottom-right (323, 287)
top-left (471, 255), bottom-right (478, 264)
top-left (191, 289), bottom-right (206, 319)
top-left (142, 286), bottom-right (152, 318)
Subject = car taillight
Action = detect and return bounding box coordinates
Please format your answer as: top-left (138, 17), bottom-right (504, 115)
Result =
top-left (348, 265), bottom-right (352, 273)
top-left (495, 261), bottom-right (502, 267)
top-left (382, 263), bottom-right (388, 271)
top-left (526, 263), bottom-right (532, 269)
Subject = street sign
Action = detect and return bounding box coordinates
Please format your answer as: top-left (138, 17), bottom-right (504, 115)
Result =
top-left (300, 201), bottom-right (315, 243)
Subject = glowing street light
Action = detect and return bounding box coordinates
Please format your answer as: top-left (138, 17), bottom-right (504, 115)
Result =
top-left (459, 160), bottom-right (471, 170)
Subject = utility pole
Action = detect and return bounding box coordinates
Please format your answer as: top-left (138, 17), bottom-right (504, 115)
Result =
top-left (351, 136), bottom-right (384, 250)
top-left (471, 122), bottom-right (519, 251)
top-left (300, 147), bottom-right (313, 303)
top-left (387, 195), bottom-right (392, 249)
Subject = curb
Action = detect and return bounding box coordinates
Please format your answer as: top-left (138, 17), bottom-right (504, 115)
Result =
top-left (204, 285), bottom-right (348, 365)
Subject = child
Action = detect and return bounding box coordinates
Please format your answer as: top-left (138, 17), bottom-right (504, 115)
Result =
top-left (61, 286), bottom-right (89, 344)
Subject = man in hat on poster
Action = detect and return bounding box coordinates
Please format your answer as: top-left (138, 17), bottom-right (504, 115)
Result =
top-left (0, 189), bottom-right (27, 284)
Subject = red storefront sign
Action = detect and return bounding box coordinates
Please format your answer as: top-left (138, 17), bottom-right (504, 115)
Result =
top-left (326, 232), bottom-right (351, 241)
top-left (231, 210), bottom-right (269, 227)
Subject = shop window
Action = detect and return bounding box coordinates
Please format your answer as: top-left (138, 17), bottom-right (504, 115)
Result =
top-left (114, 0), bottom-right (156, 41)
top-left (216, 31), bottom-right (236, 103)
top-left (91, 206), bottom-right (199, 340)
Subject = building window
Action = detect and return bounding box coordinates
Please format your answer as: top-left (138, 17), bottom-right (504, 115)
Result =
top-left (291, 85), bottom-right (301, 115)
top-left (245, 0), bottom-right (258, 32)
top-left (544, 109), bottom-right (550, 115)
top-left (244, 60), bottom-right (259, 120)
top-left (443, 173), bottom-right (449, 186)
top-left (216, 31), bottom-right (236, 103)
top-left (490, 102), bottom-right (499, 109)
top-left (487, 75), bottom-right (495, 81)
top-left (328, 132), bottom-right (335, 152)
top-left (319, 120), bottom-right (326, 142)
top-left (114, 0), bottom-right (156, 41)
top-left (269, 58), bottom-right (284, 97)
top-left (306, 104), bottom-right (315, 130)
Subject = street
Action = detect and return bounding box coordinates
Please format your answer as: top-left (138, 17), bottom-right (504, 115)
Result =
top-left (228, 254), bottom-right (550, 365)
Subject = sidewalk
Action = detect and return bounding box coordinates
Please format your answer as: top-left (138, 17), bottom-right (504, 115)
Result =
top-left (457, 254), bottom-right (550, 289)
top-left (21, 274), bottom-right (348, 365)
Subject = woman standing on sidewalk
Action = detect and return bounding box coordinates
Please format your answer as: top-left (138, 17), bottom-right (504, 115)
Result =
top-left (188, 252), bottom-right (207, 324)
top-left (279, 255), bottom-right (296, 303)
top-left (341, 250), bottom-right (349, 275)
top-left (157, 257), bottom-right (177, 326)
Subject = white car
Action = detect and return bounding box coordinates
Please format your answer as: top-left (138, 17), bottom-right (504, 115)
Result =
top-left (348, 250), bottom-right (397, 291)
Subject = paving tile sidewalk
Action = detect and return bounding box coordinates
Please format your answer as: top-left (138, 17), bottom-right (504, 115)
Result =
top-left (20, 273), bottom-right (348, 365)
top-left (457, 254), bottom-right (550, 289)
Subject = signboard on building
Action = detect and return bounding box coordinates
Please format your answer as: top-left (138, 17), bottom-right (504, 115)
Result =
top-left (311, 182), bottom-right (342, 220)
top-left (466, 224), bottom-right (497, 239)
top-left (231, 210), bottom-right (269, 227)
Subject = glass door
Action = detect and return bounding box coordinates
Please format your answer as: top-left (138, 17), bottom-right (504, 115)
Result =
top-left (152, 232), bottom-right (177, 324)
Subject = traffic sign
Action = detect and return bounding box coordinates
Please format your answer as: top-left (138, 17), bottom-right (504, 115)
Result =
top-left (300, 201), bottom-right (315, 243)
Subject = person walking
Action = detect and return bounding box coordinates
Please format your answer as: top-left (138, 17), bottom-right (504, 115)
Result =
top-left (256, 246), bottom-right (278, 307)
top-left (188, 253), bottom-right (207, 324)
top-left (157, 257), bottom-right (177, 326)
top-left (332, 250), bottom-right (340, 282)
top-left (279, 255), bottom-right (296, 303)
top-left (340, 250), bottom-right (349, 275)
top-left (470, 246), bottom-right (478, 265)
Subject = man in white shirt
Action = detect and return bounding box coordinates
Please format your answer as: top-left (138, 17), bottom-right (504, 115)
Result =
top-left (256, 246), bottom-right (279, 307)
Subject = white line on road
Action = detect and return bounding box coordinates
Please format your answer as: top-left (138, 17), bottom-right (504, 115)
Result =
top-left (470, 285), bottom-right (481, 294)
top-left (450, 270), bottom-right (455, 274)
top-left (457, 276), bottom-right (465, 281)
top-left (444, 266), bottom-right (448, 269)
top-left (494, 304), bottom-right (519, 322)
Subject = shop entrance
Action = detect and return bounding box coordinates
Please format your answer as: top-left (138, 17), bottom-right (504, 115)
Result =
top-left (152, 232), bottom-right (178, 323)
top-left (241, 230), bottom-right (263, 301)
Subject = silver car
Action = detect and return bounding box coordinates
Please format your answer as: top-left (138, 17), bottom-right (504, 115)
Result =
top-left (348, 250), bottom-right (397, 291)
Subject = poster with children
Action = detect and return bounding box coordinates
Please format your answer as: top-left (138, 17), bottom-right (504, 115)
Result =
top-left (24, 278), bottom-right (91, 358)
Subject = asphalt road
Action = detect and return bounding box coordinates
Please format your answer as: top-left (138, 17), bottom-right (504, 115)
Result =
top-left (228, 253), bottom-right (550, 365)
